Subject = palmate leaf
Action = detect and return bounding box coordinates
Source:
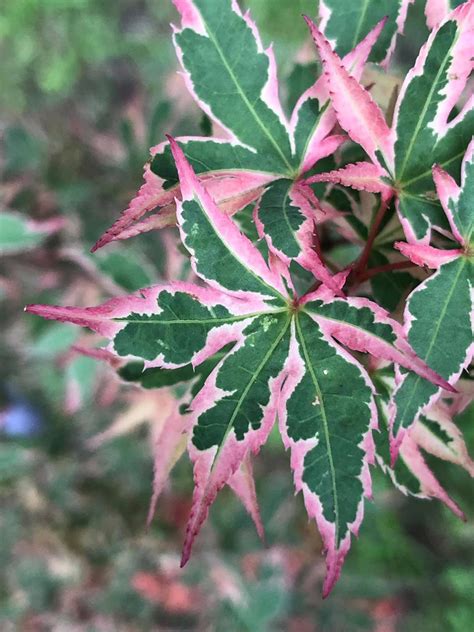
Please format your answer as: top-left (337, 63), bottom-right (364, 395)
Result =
top-left (319, 0), bottom-right (413, 65)
top-left (92, 0), bottom-right (385, 254)
top-left (305, 2), bottom-right (474, 243)
top-left (390, 142), bottom-right (474, 455)
top-left (26, 139), bottom-right (452, 596)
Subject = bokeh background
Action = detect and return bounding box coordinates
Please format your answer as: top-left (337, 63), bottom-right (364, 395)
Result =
top-left (1, 1), bottom-right (473, 630)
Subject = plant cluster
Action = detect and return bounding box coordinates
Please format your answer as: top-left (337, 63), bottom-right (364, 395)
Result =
top-left (26, 0), bottom-right (474, 596)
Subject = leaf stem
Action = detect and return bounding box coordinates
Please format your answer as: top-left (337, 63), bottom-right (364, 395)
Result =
top-left (357, 260), bottom-right (416, 283)
top-left (352, 198), bottom-right (388, 278)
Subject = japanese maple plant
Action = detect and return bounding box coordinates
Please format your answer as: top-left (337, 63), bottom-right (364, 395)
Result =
top-left (26, 0), bottom-right (474, 596)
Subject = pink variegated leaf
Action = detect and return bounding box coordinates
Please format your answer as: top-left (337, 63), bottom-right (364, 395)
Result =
top-left (380, 429), bottom-right (465, 519)
top-left (373, 374), bottom-right (465, 518)
top-left (93, 139), bottom-right (277, 251)
top-left (391, 141), bottom-right (474, 456)
top-left (395, 242), bottom-right (462, 268)
top-left (305, 162), bottom-right (394, 200)
top-left (91, 161), bottom-right (174, 252)
top-left (180, 312), bottom-right (290, 566)
top-left (432, 139), bottom-right (474, 248)
top-left (291, 18), bottom-right (387, 175)
top-left (412, 404), bottom-right (474, 477)
top-left (399, 435), bottom-right (465, 518)
top-left (254, 179), bottom-right (343, 296)
top-left (172, 0), bottom-right (293, 169)
top-left (393, 3), bottom-right (474, 242)
top-left (26, 281), bottom-right (271, 370)
top-left (300, 291), bottom-right (454, 391)
top-left (168, 136), bottom-right (289, 302)
top-left (304, 17), bottom-right (395, 172)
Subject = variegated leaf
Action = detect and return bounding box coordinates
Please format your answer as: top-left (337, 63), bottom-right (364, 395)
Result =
top-left (393, 2), bottom-right (474, 242)
top-left (391, 142), bottom-right (474, 453)
top-left (279, 314), bottom-right (375, 598)
top-left (173, 0), bottom-right (293, 171)
top-left (319, 0), bottom-right (413, 64)
top-left (373, 370), bottom-right (466, 517)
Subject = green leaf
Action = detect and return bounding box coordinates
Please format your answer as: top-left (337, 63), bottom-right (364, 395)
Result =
top-left (0, 212), bottom-right (53, 255)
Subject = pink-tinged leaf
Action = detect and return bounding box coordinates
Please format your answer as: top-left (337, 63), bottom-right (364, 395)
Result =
top-left (92, 162), bottom-right (174, 252)
top-left (395, 241), bottom-right (462, 268)
top-left (412, 404), bottom-right (474, 477)
top-left (304, 162), bottom-right (394, 200)
top-left (395, 2), bottom-right (474, 140)
top-left (432, 165), bottom-right (462, 243)
top-left (319, 2), bottom-right (412, 67)
top-left (147, 406), bottom-right (191, 526)
top-left (389, 251), bottom-right (473, 463)
top-left (433, 138), bottom-right (474, 248)
top-left (304, 17), bottom-right (394, 171)
top-left (94, 137), bottom-right (276, 250)
top-left (168, 136), bottom-right (288, 301)
top-left (227, 455), bottom-right (264, 540)
top-left (375, 388), bottom-right (466, 518)
top-left (291, 19), bottom-right (387, 175)
top-left (425, 0), bottom-right (452, 29)
top-left (299, 134), bottom-right (347, 175)
top-left (398, 434), bottom-right (465, 519)
top-left (392, 2), bottom-right (474, 243)
top-left (288, 186), bottom-right (344, 297)
top-left (107, 205), bottom-right (177, 243)
top-left (254, 180), bottom-right (344, 297)
top-left (26, 280), bottom-right (268, 369)
top-left (428, 4), bottom-right (474, 139)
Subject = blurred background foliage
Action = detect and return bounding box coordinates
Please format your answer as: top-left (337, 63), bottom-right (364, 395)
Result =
top-left (0, 0), bottom-right (473, 630)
